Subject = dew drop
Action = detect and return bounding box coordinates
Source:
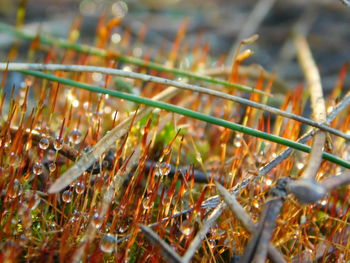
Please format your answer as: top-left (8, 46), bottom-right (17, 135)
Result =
top-left (265, 179), bottom-right (272, 186)
top-left (49, 223), bottom-right (57, 231)
top-left (72, 210), bottom-right (81, 221)
top-left (25, 76), bottom-right (34, 86)
top-left (53, 137), bottom-right (64, 150)
top-left (68, 129), bottom-right (82, 145)
top-left (158, 162), bottom-right (171, 176)
top-left (48, 162), bottom-right (56, 172)
top-left (162, 196), bottom-right (171, 206)
top-left (327, 106), bottom-right (334, 114)
top-left (111, 1), bottom-right (128, 18)
top-left (92, 72), bottom-right (103, 83)
top-left (1, 133), bottom-right (12, 149)
top-left (83, 101), bottom-right (90, 111)
top-left (270, 152), bottom-right (278, 159)
top-left (117, 224), bottom-right (128, 234)
top-left (132, 47), bottom-right (143, 57)
top-left (39, 137), bottom-right (50, 150)
top-left (19, 234), bottom-right (28, 245)
top-left (75, 182), bottom-right (85, 195)
top-left (180, 220), bottom-right (193, 236)
top-left (195, 153), bottom-right (203, 163)
top-left (19, 205), bottom-right (32, 228)
top-left (296, 162), bottom-right (304, 170)
top-left (252, 198), bottom-right (260, 208)
top-left (72, 100), bottom-right (79, 107)
top-left (9, 152), bottom-right (21, 167)
top-left (100, 233), bottom-right (116, 253)
top-left (47, 149), bottom-right (56, 161)
top-left (92, 212), bottom-right (102, 229)
top-left (33, 162), bottom-right (43, 175)
top-left (91, 112), bottom-right (101, 123)
top-left (7, 179), bottom-right (23, 199)
top-left (142, 196), bottom-right (154, 210)
top-left (209, 239), bottom-right (216, 249)
top-left (233, 134), bottom-right (242, 148)
top-left (111, 33), bottom-right (121, 44)
top-left (255, 151), bottom-right (266, 164)
top-left (62, 190), bottom-right (73, 203)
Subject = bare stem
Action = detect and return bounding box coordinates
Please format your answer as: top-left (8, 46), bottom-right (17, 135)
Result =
top-left (1, 62), bottom-right (348, 139)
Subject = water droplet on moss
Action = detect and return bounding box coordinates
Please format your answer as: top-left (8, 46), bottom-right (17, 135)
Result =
top-left (39, 137), bottom-right (50, 150)
top-left (100, 233), bottom-right (116, 253)
top-left (47, 149), bottom-right (56, 161)
top-left (68, 129), bottom-right (82, 145)
top-left (53, 137), bottom-right (64, 150)
top-left (33, 162), bottom-right (43, 175)
top-left (180, 220), bottom-right (193, 236)
top-left (233, 134), bottom-right (242, 147)
top-left (142, 196), bottom-right (154, 210)
top-left (92, 212), bottom-right (102, 229)
top-left (48, 162), bottom-right (56, 172)
top-left (75, 182), bottom-right (85, 195)
top-left (7, 179), bottom-right (22, 199)
top-left (158, 162), bottom-right (171, 176)
top-left (62, 190), bottom-right (73, 203)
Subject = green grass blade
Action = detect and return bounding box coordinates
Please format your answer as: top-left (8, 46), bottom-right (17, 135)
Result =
top-left (0, 22), bottom-right (268, 95)
top-left (19, 69), bottom-right (350, 169)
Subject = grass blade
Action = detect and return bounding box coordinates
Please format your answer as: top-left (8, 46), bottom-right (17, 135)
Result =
top-left (0, 22), bottom-right (268, 95)
top-left (18, 69), bottom-right (350, 170)
top-left (1, 62), bottom-right (348, 139)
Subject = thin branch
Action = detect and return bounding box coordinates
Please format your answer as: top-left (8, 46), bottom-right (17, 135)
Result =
top-left (182, 204), bottom-right (223, 263)
top-left (8, 126), bottom-right (79, 161)
top-left (0, 22), bottom-right (268, 95)
top-left (226, 0), bottom-right (277, 64)
top-left (259, 90), bottom-right (350, 177)
top-left (339, 0), bottom-right (350, 6)
top-left (203, 64), bottom-right (288, 93)
top-left (321, 171), bottom-right (350, 191)
top-left (2, 63), bottom-right (348, 139)
top-left (184, 89), bottom-right (350, 215)
top-left (239, 197), bottom-right (283, 263)
top-left (239, 178), bottom-right (289, 263)
top-left (215, 182), bottom-right (286, 263)
top-left (16, 70), bottom-right (350, 172)
top-left (295, 34), bottom-right (327, 180)
top-left (274, 8), bottom-right (316, 79)
top-left (286, 178), bottom-right (326, 204)
top-left (140, 225), bottom-right (183, 263)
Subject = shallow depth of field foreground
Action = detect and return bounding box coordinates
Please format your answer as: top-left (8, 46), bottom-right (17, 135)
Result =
top-left (0, 0), bottom-right (350, 262)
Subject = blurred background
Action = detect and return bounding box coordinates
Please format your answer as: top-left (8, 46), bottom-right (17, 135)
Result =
top-left (0, 0), bottom-right (349, 93)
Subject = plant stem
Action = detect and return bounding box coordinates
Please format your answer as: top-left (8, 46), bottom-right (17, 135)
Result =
top-left (0, 22), bottom-right (268, 95)
top-left (19, 69), bottom-right (350, 170)
top-left (1, 62), bottom-right (348, 139)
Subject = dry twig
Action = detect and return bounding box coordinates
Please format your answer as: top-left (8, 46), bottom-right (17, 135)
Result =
top-left (295, 34), bottom-right (327, 180)
top-left (2, 63), bottom-right (348, 139)
top-left (140, 225), bottom-right (183, 263)
top-left (215, 182), bottom-right (286, 263)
